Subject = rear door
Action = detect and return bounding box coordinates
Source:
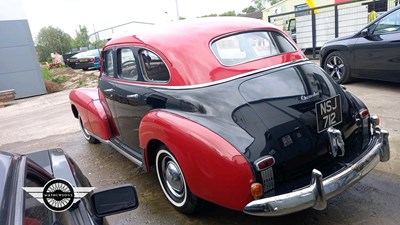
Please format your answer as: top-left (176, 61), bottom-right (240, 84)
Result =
top-left (353, 8), bottom-right (400, 82)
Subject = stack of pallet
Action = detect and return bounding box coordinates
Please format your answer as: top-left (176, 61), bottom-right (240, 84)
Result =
top-left (0, 89), bottom-right (16, 108)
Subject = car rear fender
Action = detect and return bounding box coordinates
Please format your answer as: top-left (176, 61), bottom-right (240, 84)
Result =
top-left (140, 110), bottom-right (255, 211)
top-left (69, 88), bottom-right (111, 140)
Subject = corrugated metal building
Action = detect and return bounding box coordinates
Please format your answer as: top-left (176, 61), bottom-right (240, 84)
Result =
top-left (0, 0), bottom-right (46, 99)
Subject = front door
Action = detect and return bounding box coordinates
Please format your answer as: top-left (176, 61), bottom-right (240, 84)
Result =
top-left (353, 8), bottom-right (400, 82)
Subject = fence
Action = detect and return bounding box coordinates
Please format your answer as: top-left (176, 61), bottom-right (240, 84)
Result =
top-left (268, 0), bottom-right (399, 59)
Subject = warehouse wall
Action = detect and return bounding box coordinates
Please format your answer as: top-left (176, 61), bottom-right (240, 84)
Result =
top-left (0, 0), bottom-right (46, 99)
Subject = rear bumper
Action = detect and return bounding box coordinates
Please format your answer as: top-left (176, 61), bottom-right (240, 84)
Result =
top-left (243, 128), bottom-right (390, 216)
top-left (75, 62), bottom-right (100, 69)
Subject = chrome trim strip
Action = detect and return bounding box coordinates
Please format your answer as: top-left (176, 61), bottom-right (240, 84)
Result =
top-left (88, 132), bottom-right (143, 168)
top-left (104, 59), bottom-right (310, 90)
top-left (243, 128), bottom-right (390, 216)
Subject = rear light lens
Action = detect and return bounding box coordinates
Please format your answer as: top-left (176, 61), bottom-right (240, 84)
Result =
top-left (360, 109), bottom-right (369, 119)
top-left (90, 58), bottom-right (95, 62)
top-left (251, 183), bottom-right (263, 199)
top-left (254, 156), bottom-right (275, 171)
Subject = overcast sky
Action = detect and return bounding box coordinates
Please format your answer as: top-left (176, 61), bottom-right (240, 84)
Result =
top-left (21, 0), bottom-right (253, 40)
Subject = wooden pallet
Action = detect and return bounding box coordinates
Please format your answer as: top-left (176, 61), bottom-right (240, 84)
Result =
top-left (0, 89), bottom-right (16, 108)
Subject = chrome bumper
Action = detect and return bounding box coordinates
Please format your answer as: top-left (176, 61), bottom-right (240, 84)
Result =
top-left (243, 128), bottom-right (390, 216)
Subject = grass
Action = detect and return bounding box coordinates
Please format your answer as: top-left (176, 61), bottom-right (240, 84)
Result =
top-left (41, 67), bottom-right (54, 81)
top-left (41, 67), bottom-right (68, 85)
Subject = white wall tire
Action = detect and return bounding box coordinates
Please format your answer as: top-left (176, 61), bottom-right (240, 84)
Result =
top-left (156, 146), bottom-right (201, 214)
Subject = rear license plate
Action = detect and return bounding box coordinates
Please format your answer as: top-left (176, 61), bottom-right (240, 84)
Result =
top-left (315, 95), bottom-right (342, 133)
top-left (80, 59), bottom-right (88, 62)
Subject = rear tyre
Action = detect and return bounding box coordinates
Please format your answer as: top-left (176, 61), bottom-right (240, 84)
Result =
top-left (83, 68), bottom-right (88, 71)
top-left (79, 116), bottom-right (100, 144)
top-left (156, 146), bottom-right (201, 214)
top-left (323, 51), bottom-right (352, 84)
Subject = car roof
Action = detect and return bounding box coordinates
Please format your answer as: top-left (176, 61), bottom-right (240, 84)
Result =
top-left (105, 17), bottom-right (304, 86)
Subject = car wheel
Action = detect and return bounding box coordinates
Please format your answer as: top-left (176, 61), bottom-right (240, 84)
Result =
top-left (79, 116), bottom-right (100, 144)
top-left (323, 51), bottom-right (351, 84)
top-left (156, 146), bottom-right (201, 214)
top-left (83, 68), bottom-right (88, 71)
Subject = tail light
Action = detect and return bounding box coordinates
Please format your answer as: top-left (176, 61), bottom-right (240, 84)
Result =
top-left (360, 109), bottom-right (369, 119)
top-left (90, 58), bottom-right (95, 62)
top-left (254, 156), bottom-right (275, 194)
top-left (254, 156), bottom-right (275, 171)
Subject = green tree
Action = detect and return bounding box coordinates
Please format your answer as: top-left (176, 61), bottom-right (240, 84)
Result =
top-left (36, 26), bottom-right (72, 62)
top-left (242, 6), bottom-right (257, 14)
top-left (73, 25), bottom-right (90, 49)
top-left (252, 0), bottom-right (267, 11)
top-left (219, 10), bottom-right (236, 16)
top-left (200, 13), bottom-right (218, 18)
top-left (91, 39), bottom-right (108, 49)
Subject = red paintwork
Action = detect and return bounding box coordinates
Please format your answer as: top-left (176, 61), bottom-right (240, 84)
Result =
top-left (104, 17), bottom-right (306, 86)
top-left (140, 110), bottom-right (255, 211)
top-left (69, 88), bottom-right (112, 140)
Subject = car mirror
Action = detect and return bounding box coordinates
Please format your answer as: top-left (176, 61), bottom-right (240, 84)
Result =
top-left (360, 28), bottom-right (370, 37)
top-left (91, 184), bottom-right (139, 217)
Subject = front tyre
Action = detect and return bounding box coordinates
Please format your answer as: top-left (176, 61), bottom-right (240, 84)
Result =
top-left (323, 51), bottom-right (351, 84)
top-left (156, 146), bottom-right (201, 214)
top-left (79, 116), bottom-right (100, 144)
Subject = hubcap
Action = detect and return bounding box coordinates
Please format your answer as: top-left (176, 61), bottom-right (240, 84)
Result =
top-left (163, 159), bottom-right (184, 198)
top-left (79, 117), bottom-right (90, 140)
top-left (326, 55), bottom-right (345, 81)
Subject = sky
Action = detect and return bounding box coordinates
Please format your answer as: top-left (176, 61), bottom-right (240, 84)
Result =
top-left (21, 0), bottom-right (253, 41)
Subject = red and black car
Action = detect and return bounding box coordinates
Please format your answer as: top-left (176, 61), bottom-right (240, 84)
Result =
top-left (69, 17), bottom-right (390, 216)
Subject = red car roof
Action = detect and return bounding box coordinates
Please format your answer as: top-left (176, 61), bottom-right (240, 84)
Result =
top-left (105, 17), bottom-right (305, 86)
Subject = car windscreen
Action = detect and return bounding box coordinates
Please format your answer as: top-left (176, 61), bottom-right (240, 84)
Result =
top-left (211, 31), bottom-right (297, 66)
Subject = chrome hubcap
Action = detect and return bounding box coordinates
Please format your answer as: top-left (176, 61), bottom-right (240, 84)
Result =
top-left (163, 160), bottom-right (184, 198)
top-left (79, 117), bottom-right (90, 140)
top-left (326, 56), bottom-right (345, 80)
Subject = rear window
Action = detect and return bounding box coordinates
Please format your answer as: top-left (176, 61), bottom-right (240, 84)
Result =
top-left (211, 31), bottom-right (296, 66)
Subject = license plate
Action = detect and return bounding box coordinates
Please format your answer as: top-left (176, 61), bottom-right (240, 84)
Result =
top-left (69, 59), bottom-right (76, 62)
top-left (80, 59), bottom-right (88, 62)
top-left (315, 95), bottom-right (342, 133)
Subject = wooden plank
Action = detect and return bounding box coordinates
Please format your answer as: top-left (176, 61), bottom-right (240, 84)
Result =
top-left (0, 89), bottom-right (16, 103)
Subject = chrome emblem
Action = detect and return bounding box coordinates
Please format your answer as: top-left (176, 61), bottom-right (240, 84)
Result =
top-left (327, 127), bottom-right (345, 157)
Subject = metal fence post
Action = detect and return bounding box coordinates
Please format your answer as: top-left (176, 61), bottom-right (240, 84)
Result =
top-left (311, 9), bottom-right (317, 59)
top-left (335, 5), bottom-right (339, 38)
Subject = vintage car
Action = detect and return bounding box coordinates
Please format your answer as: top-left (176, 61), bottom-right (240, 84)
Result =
top-left (69, 17), bottom-right (390, 216)
top-left (0, 149), bottom-right (138, 225)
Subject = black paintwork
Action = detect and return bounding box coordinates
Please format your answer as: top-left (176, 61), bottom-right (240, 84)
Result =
top-left (320, 5), bottom-right (400, 83)
top-left (100, 59), bottom-right (371, 193)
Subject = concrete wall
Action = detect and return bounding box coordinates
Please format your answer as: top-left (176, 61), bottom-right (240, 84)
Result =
top-left (0, 0), bottom-right (46, 99)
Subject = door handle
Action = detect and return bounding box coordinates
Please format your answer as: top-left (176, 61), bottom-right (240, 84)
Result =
top-left (127, 94), bottom-right (139, 101)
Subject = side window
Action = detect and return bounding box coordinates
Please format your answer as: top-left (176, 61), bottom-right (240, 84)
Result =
top-left (139, 49), bottom-right (170, 82)
top-left (24, 175), bottom-right (52, 225)
top-left (117, 48), bottom-right (138, 80)
top-left (103, 50), bottom-right (114, 77)
top-left (374, 9), bottom-right (400, 35)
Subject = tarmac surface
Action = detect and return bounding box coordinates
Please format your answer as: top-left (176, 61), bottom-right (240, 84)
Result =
top-left (1, 79), bottom-right (400, 225)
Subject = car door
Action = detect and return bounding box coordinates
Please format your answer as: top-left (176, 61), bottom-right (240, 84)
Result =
top-left (111, 47), bottom-right (171, 153)
top-left (352, 8), bottom-right (400, 82)
top-left (99, 49), bottom-right (117, 126)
